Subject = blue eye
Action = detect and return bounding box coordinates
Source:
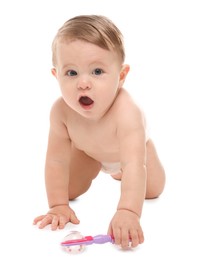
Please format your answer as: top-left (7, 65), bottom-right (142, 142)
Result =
top-left (93, 68), bottom-right (103, 75)
top-left (67, 70), bottom-right (77, 76)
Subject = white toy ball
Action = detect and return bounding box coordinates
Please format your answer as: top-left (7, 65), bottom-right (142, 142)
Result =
top-left (61, 231), bottom-right (86, 254)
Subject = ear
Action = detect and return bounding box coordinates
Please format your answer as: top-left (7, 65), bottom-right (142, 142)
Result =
top-left (119, 64), bottom-right (130, 86)
top-left (51, 68), bottom-right (57, 78)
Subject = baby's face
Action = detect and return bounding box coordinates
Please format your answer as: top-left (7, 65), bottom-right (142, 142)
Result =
top-left (53, 40), bottom-right (123, 120)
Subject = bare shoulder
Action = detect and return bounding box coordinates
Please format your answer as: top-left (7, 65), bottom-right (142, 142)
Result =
top-left (50, 97), bottom-right (68, 122)
top-left (114, 89), bottom-right (147, 134)
top-left (49, 97), bottom-right (69, 136)
top-left (116, 89), bottom-right (145, 120)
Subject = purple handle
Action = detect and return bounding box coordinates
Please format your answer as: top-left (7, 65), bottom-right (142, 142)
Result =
top-left (93, 235), bottom-right (113, 244)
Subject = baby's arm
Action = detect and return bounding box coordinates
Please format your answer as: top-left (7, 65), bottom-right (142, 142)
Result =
top-left (33, 99), bottom-right (79, 229)
top-left (118, 129), bottom-right (146, 218)
top-left (108, 104), bottom-right (146, 249)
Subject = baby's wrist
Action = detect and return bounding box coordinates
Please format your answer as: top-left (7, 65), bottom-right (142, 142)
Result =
top-left (117, 207), bottom-right (140, 218)
top-left (50, 203), bottom-right (69, 209)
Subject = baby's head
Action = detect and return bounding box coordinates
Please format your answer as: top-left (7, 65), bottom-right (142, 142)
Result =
top-left (52, 15), bottom-right (125, 67)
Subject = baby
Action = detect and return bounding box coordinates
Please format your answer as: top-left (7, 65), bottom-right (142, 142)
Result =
top-left (33, 15), bottom-right (165, 250)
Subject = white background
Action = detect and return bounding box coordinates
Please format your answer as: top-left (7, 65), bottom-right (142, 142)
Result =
top-left (0, 0), bottom-right (197, 259)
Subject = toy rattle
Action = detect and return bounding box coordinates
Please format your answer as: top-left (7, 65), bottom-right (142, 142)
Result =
top-left (61, 230), bottom-right (132, 254)
top-left (61, 233), bottom-right (114, 246)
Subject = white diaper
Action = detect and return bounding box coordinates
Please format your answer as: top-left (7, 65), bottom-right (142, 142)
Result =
top-left (101, 162), bottom-right (121, 175)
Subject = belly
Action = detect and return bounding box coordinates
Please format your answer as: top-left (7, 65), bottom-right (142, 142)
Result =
top-left (84, 150), bottom-right (119, 163)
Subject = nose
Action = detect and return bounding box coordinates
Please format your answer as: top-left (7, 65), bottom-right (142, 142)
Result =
top-left (77, 76), bottom-right (92, 90)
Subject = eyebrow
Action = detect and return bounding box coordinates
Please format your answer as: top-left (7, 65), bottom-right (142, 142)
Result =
top-left (61, 64), bottom-right (76, 70)
top-left (61, 60), bottom-right (107, 70)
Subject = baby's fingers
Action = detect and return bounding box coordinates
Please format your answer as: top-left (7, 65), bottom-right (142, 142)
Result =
top-left (58, 215), bottom-right (68, 229)
top-left (51, 213), bottom-right (79, 230)
top-left (130, 228), bottom-right (144, 247)
top-left (50, 215), bottom-right (71, 230)
top-left (33, 215), bottom-right (47, 225)
top-left (53, 215), bottom-right (72, 230)
top-left (70, 211), bottom-right (80, 224)
top-left (38, 215), bottom-right (54, 229)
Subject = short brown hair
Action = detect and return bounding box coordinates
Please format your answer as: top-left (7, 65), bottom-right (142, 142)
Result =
top-left (52, 15), bottom-right (125, 66)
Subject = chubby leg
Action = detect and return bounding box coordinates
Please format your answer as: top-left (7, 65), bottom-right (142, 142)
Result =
top-left (68, 144), bottom-right (101, 200)
top-left (145, 139), bottom-right (165, 199)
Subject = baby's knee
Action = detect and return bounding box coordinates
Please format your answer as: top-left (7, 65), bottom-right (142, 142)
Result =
top-left (69, 192), bottom-right (79, 200)
top-left (145, 179), bottom-right (165, 199)
top-left (145, 190), bottom-right (161, 199)
top-left (68, 181), bottom-right (92, 200)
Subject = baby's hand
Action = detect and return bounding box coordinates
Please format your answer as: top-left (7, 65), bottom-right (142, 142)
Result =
top-left (108, 209), bottom-right (144, 249)
top-left (33, 204), bottom-right (80, 230)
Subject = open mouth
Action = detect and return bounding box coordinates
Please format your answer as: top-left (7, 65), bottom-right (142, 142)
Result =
top-left (79, 96), bottom-right (94, 107)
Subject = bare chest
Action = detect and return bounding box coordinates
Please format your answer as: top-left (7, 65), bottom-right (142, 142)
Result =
top-left (66, 118), bottom-right (119, 161)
